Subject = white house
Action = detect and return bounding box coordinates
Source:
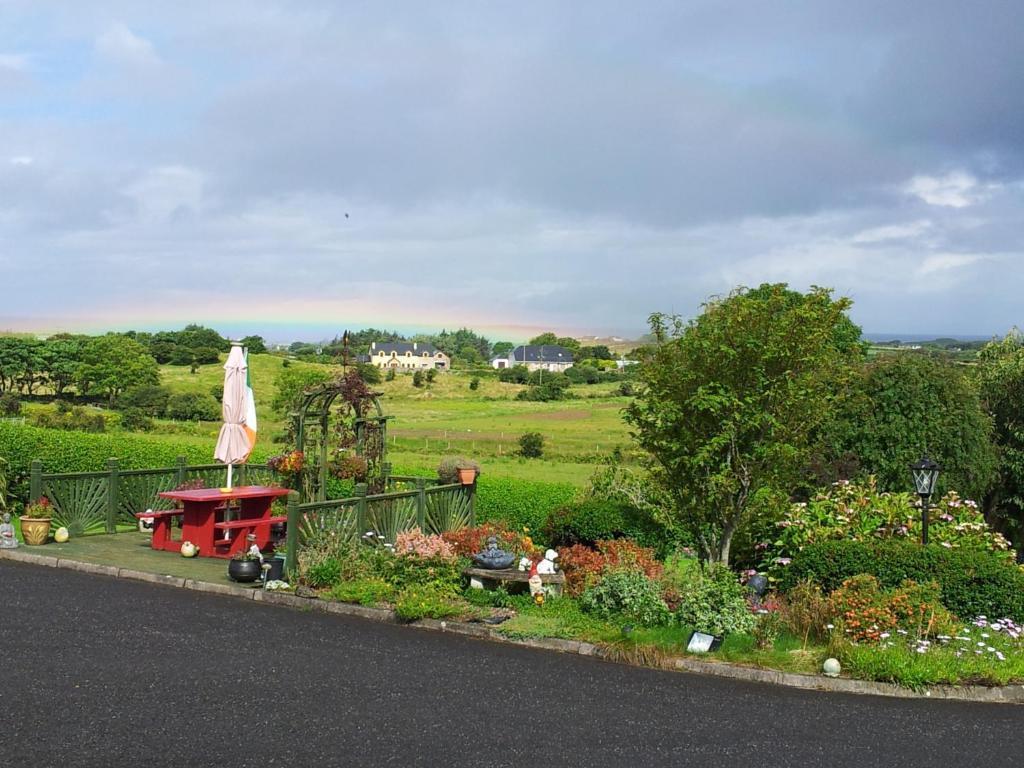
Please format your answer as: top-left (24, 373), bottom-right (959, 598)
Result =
top-left (491, 344), bottom-right (574, 372)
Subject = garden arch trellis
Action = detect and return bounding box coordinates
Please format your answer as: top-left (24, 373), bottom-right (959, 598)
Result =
top-left (291, 372), bottom-right (391, 502)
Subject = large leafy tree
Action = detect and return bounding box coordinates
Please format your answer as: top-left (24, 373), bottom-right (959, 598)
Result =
top-left (818, 354), bottom-right (997, 502)
top-left (0, 337), bottom-right (45, 394)
top-left (976, 331), bottom-right (1024, 543)
top-left (42, 336), bottom-right (85, 396)
top-left (625, 284), bottom-right (864, 564)
top-left (76, 335), bottom-right (160, 405)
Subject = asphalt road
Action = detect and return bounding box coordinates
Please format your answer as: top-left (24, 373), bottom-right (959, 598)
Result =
top-left (2, 560), bottom-right (1020, 768)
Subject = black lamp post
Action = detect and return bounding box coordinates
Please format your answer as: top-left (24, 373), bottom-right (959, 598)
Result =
top-left (910, 455), bottom-right (941, 545)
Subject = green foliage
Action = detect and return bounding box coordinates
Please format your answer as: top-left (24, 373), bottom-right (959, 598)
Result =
top-left (781, 539), bottom-right (1024, 621)
top-left (579, 570), bottom-right (671, 626)
top-left (492, 342), bottom-right (514, 358)
top-left (119, 384), bottom-right (172, 416)
top-left (625, 283), bottom-right (865, 564)
top-left (474, 475), bottom-right (576, 534)
top-left (0, 336), bottom-right (46, 394)
top-left (976, 332), bottom-right (1024, 545)
top-left (385, 367), bottom-right (395, 381)
top-left (77, 335), bottom-right (160, 405)
top-left (518, 431), bottom-right (544, 458)
top-left (469, 377), bottom-right (480, 391)
top-left (32, 405), bottom-right (106, 433)
top-left (498, 366), bottom-right (530, 384)
top-left (763, 478), bottom-right (1013, 575)
top-left (425, 369), bottom-right (437, 383)
top-left (818, 354), bottom-right (997, 500)
top-left (675, 564), bottom-right (757, 636)
top-left (528, 332), bottom-right (559, 346)
top-left (394, 583), bottom-right (462, 621)
top-left (0, 455), bottom-right (9, 513)
top-left (412, 370), bottom-right (425, 388)
top-left (166, 392), bottom-right (220, 421)
top-left (271, 365), bottom-right (333, 414)
top-left (0, 392), bottom-right (20, 416)
top-left (327, 577), bottom-right (396, 606)
top-left (356, 363), bottom-right (382, 385)
top-left (542, 497), bottom-right (669, 554)
top-left (119, 408), bottom-right (155, 432)
top-left (240, 335), bottom-right (267, 355)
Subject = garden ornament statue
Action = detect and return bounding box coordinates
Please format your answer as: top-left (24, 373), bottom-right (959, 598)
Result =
top-left (517, 557), bottom-right (532, 572)
top-left (0, 513), bottom-right (18, 549)
top-left (246, 533), bottom-right (263, 562)
top-left (472, 536), bottom-right (515, 570)
top-left (180, 541), bottom-right (199, 558)
top-left (536, 549), bottom-right (559, 575)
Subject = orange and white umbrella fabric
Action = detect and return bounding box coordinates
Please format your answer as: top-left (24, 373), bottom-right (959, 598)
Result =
top-left (214, 343), bottom-right (254, 487)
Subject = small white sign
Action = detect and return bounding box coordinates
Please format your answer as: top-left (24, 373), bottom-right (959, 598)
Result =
top-left (686, 631), bottom-right (717, 653)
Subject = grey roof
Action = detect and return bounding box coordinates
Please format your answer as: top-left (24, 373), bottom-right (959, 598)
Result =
top-left (511, 345), bottom-right (574, 363)
top-left (371, 341), bottom-right (443, 356)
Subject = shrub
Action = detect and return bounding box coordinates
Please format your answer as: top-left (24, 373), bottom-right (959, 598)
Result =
top-left (543, 498), bottom-right (669, 554)
top-left (469, 377), bottom-right (480, 391)
top-left (518, 432), bottom-right (544, 458)
top-left (781, 539), bottom-right (1024, 621)
top-left (442, 523), bottom-right (540, 560)
top-left (580, 570), bottom-right (671, 626)
top-left (394, 583), bottom-right (461, 621)
top-left (394, 526), bottom-right (456, 560)
top-left (32, 406), bottom-right (106, 433)
top-left (0, 393), bottom-right (21, 416)
top-left (778, 578), bottom-right (831, 649)
top-left (829, 575), bottom-right (957, 643)
top-left (763, 478), bottom-right (1014, 575)
top-left (327, 578), bottom-right (396, 606)
top-left (120, 384), bottom-right (171, 416)
top-left (120, 408), bottom-right (154, 432)
top-left (385, 367), bottom-right (396, 381)
top-left (557, 539), bottom-right (662, 597)
top-left (675, 564), bottom-right (757, 637)
top-left (473, 475), bottom-right (575, 533)
top-left (357, 363), bottom-right (382, 385)
top-left (412, 371), bottom-right (425, 388)
top-left (425, 369), bottom-right (436, 383)
top-left (166, 392), bottom-right (220, 421)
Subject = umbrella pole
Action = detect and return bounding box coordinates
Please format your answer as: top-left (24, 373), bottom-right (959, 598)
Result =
top-left (227, 463), bottom-right (234, 489)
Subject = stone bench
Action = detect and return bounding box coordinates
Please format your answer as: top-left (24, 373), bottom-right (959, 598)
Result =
top-left (463, 567), bottom-right (565, 598)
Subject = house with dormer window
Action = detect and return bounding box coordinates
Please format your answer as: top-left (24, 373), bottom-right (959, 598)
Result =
top-left (369, 341), bottom-right (450, 371)
top-left (490, 344), bottom-right (574, 372)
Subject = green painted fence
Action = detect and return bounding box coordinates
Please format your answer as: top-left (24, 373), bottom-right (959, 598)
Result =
top-left (283, 479), bottom-right (476, 576)
top-left (30, 457), bottom-right (286, 536)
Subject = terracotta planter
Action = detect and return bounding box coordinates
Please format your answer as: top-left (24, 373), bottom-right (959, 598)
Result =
top-left (457, 467), bottom-right (478, 485)
top-left (20, 517), bottom-right (52, 546)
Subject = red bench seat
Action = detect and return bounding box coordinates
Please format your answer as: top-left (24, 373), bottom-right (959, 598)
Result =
top-left (134, 509), bottom-right (184, 519)
top-left (213, 515), bottom-right (288, 531)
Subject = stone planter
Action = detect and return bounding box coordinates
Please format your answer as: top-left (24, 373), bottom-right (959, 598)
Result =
top-left (228, 558), bottom-right (263, 583)
top-left (20, 517), bottom-right (52, 546)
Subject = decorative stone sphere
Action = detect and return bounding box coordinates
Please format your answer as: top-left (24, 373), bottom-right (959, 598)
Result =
top-left (54, 527), bottom-right (70, 543)
top-left (822, 658), bottom-right (841, 678)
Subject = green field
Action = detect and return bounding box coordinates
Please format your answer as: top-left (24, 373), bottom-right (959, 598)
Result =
top-left (25, 353), bottom-right (636, 488)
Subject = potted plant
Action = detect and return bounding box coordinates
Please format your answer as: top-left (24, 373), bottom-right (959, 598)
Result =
top-left (437, 456), bottom-right (480, 485)
top-left (20, 497), bottom-right (53, 546)
top-left (227, 550), bottom-right (263, 583)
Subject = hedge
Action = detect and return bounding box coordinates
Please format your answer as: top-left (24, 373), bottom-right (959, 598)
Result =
top-left (781, 539), bottom-right (1024, 622)
top-left (0, 424), bottom-right (578, 536)
top-left (0, 422), bottom-right (274, 504)
top-left (542, 497), bottom-right (672, 556)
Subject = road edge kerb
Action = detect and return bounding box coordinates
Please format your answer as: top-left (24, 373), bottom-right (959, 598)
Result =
top-left (5, 547), bottom-right (1024, 705)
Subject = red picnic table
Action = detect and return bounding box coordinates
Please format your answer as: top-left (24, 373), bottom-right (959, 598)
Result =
top-left (138, 485), bottom-right (291, 559)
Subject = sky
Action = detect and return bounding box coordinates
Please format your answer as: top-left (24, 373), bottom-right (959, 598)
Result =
top-left (1, 1), bottom-right (1022, 343)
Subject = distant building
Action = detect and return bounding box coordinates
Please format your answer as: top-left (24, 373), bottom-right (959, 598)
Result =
top-left (369, 341), bottom-right (450, 371)
top-left (491, 345), bottom-right (574, 372)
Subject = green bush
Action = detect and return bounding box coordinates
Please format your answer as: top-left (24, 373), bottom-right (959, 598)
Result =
top-left (579, 570), bottom-right (671, 626)
top-left (412, 370), bottom-right (425, 388)
top-left (518, 431), bottom-right (544, 458)
top-left (120, 408), bottom-right (155, 432)
top-left (543, 498), bottom-right (670, 554)
top-left (0, 393), bottom-right (21, 416)
top-left (327, 577), bottom-right (396, 606)
top-left (119, 384), bottom-right (171, 416)
top-left (394, 583), bottom-right (461, 621)
top-left (32, 406), bottom-right (106, 433)
top-left (675, 564), bottom-right (757, 637)
top-left (781, 539), bottom-right (1024, 621)
top-left (166, 392), bottom-right (220, 421)
top-left (468, 377), bottom-right (480, 391)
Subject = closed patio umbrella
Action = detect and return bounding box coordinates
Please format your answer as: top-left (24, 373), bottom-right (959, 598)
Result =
top-left (214, 343), bottom-right (254, 488)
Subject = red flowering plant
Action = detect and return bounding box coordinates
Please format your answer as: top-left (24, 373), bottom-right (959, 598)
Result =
top-left (442, 523), bottom-right (542, 561)
top-left (22, 496), bottom-right (52, 519)
top-left (557, 539), bottom-right (662, 597)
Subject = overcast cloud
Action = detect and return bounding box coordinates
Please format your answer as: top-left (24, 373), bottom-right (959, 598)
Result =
top-left (1, 0), bottom-right (1022, 340)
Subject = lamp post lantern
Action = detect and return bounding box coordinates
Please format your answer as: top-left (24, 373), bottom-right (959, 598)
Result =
top-left (910, 455), bottom-right (941, 545)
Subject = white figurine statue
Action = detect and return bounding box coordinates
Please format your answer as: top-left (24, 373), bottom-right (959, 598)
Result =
top-left (246, 532), bottom-right (264, 562)
top-left (518, 556), bottom-right (532, 572)
top-left (0, 513), bottom-right (18, 549)
top-left (536, 549), bottom-right (559, 575)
